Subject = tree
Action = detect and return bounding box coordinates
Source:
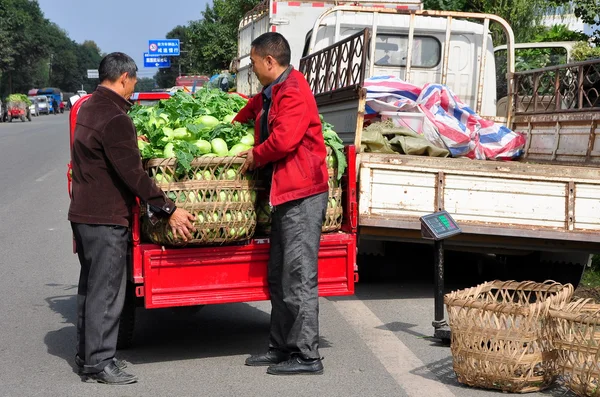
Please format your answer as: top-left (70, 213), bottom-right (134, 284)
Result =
top-left (135, 77), bottom-right (156, 92)
top-left (0, 0), bottom-right (53, 96)
top-left (549, 0), bottom-right (600, 40)
top-left (187, 0), bottom-right (262, 74)
top-left (154, 25), bottom-right (191, 88)
top-left (75, 40), bottom-right (104, 92)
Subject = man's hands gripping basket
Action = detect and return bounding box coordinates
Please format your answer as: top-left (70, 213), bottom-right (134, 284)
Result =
top-left (256, 118), bottom-right (346, 234)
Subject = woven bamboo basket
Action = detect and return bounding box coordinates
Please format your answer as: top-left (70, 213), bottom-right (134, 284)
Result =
top-left (255, 166), bottom-right (343, 234)
top-left (550, 299), bottom-right (600, 396)
top-left (141, 156), bottom-right (258, 246)
top-left (445, 280), bottom-right (574, 393)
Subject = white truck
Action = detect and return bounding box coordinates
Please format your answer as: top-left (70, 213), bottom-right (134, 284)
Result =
top-left (234, 0), bottom-right (423, 96)
top-left (236, 1), bottom-right (600, 287)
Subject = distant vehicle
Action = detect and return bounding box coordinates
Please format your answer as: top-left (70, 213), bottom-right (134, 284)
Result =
top-left (36, 95), bottom-right (50, 115)
top-left (7, 101), bottom-right (31, 122)
top-left (76, 90), bottom-right (87, 96)
top-left (174, 75), bottom-right (209, 92)
top-left (37, 87), bottom-right (63, 114)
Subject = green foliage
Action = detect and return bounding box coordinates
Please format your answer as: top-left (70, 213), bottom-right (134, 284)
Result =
top-left (0, 1), bottom-right (103, 97)
top-left (154, 25), bottom-right (191, 88)
top-left (130, 88), bottom-right (251, 176)
top-left (135, 78), bottom-right (157, 92)
top-left (571, 42), bottom-right (600, 61)
top-left (530, 24), bottom-right (589, 43)
top-left (187, 0), bottom-right (262, 74)
top-left (6, 93), bottom-right (31, 106)
top-left (581, 255), bottom-right (600, 287)
top-left (548, 0), bottom-right (600, 40)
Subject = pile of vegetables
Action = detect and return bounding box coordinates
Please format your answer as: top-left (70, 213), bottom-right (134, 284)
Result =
top-left (130, 87), bottom-right (254, 176)
top-left (6, 94), bottom-right (32, 106)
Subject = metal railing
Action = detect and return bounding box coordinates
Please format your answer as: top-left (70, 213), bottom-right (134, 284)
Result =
top-left (513, 59), bottom-right (600, 114)
top-left (299, 29), bottom-right (370, 96)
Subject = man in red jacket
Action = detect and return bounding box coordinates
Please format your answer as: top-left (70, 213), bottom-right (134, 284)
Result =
top-left (235, 32), bottom-right (329, 375)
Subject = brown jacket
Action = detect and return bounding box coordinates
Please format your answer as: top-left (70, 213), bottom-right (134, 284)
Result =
top-left (68, 86), bottom-right (174, 227)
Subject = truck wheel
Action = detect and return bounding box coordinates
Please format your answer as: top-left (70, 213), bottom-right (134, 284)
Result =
top-left (495, 252), bottom-right (587, 288)
top-left (117, 282), bottom-right (137, 350)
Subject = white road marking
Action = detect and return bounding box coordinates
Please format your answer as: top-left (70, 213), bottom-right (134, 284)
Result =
top-left (36, 169), bottom-right (56, 182)
top-left (332, 299), bottom-right (456, 397)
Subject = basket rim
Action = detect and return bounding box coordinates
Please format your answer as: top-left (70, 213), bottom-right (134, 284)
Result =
top-left (145, 155), bottom-right (246, 168)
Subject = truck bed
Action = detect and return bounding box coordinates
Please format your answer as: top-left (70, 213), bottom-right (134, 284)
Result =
top-left (358, 153), bottom-right (600, 244)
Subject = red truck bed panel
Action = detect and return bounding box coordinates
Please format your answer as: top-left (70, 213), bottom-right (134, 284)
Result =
top-left (138, 233), bottom-right (356, 308)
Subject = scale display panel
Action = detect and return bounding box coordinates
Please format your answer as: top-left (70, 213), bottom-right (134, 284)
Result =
top-left (420, 211), bottom-right (461, 240)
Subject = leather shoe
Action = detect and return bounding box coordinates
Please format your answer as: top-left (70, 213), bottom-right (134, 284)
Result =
top-left (266, 355), bottom-right (324, 375)
top-left (245, 349), bottom-right (290, 366)
top-left (75, 355), bottom-right (127, 373)
top-left (83, 361), bottom-right (138, 385)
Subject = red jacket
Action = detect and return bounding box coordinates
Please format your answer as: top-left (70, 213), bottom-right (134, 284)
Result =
top-left (233, 68), bottom-right (328, 206)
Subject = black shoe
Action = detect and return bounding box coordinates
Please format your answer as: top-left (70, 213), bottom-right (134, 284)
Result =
top-left (83, 362), bottom-right (138, 385)
top-left (266, 355), bottom-right (324, 375)
top-left (245, 349), bottom-right (290, 366)
top-left (75, 355), bottom-right (128, 372)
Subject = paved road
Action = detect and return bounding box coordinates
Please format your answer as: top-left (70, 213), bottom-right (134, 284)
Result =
top-left (0, 114), bottom-right (575, 396)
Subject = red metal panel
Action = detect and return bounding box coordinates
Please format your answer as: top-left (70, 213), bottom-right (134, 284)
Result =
top-left (141, 233), bottom-right (355, 308)
top-left (69, 95), bottom-right (91, 152)
top-left (342, 145), bottom-right (358, 234)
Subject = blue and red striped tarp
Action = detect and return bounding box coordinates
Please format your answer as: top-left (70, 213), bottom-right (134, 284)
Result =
top-left (364, 76), bottom-right (526, 160)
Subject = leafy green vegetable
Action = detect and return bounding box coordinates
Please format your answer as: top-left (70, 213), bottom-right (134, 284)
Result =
top-left (129, 87), bottom-right (253, 175)
top-left (211, 138), bottom-right (229, 157)
top-left (7, 94), bottom-right (32, 106)
top-left (320, 115), bottom-right (347, 180)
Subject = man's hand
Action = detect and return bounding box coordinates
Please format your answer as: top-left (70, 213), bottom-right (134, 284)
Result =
top-left (168, 208), bottom-right (196, 241)
top-left (238, 149), bottom-right (256, 174)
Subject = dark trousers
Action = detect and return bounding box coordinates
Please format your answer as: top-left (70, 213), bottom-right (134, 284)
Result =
top-left (267, 192), bottom-right (328, 360)
top-left (71, 223), bottom-right (128, 373)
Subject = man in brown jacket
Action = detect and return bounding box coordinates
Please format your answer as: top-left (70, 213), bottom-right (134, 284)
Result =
top-left (68, 52), bottom-right (195, 385)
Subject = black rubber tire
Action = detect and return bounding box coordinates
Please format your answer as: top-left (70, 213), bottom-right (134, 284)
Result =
top-left (117, 282), bottom-right (137, 350)
top-left (494, 252), bottom-right (586, 288)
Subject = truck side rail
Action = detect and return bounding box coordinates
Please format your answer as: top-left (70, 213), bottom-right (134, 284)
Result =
top-left (299, 29), bottom-right (369, 148)
top-left (513, 59), bottom-right (600, 114)
top-left (512, 59), bottom-right (600, 165)
top-left (306, 6), bottom-right (515, 122)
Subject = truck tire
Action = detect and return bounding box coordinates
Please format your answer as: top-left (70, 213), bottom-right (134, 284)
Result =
top-left (495, 252), bottom-right (587, 288)
top-left (117, 282), bottom-right (137, 350)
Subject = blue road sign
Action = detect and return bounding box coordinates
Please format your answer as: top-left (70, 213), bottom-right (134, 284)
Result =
top-left (148, 39), bottom-right (180, 56)
top-left (143, 53), bottom-right (171, 68)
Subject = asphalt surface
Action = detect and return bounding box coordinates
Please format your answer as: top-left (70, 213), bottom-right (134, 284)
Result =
top-left (0, 113), bottom-right (577, 397)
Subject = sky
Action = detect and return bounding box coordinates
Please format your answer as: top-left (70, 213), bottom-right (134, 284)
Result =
top-left (36, 0), bottom-right (211, 79)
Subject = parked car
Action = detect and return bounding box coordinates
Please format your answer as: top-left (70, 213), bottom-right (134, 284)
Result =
top-left (36, 96), bottom-right (50, 115)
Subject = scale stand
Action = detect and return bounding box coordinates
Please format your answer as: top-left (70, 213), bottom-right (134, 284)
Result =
top-left (420, 211), bottom-right (462, 343)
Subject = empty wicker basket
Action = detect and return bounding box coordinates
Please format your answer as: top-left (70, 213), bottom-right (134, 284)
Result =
top-left (445, 280), bottom-right (574, 393)
top-left (550, 299), bottom-right (600, 397)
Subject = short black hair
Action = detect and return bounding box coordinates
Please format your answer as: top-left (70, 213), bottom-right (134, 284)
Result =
top-left (251, 32), bottom-right (291, 67)
top-left (98, 52), bottom-right (138, 83)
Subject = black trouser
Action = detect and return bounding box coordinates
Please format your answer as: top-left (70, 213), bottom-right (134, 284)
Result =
top-left (71, 223), bottom-right (128, 373)
top-left (267, 192), bottom-right (328, 360)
